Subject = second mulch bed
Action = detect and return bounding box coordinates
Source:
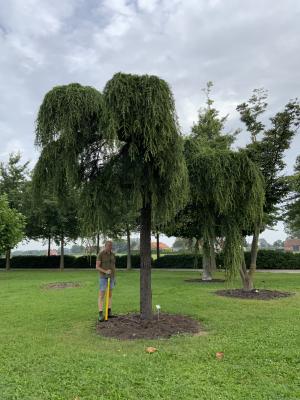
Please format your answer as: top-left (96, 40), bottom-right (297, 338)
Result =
top-left (185, 278), bottom-right (225, 283)
top-left (96, 313), bottom-right (202, 340)
top-left (215, 288), bottom-right (293, 300)
top-left (43, 282), bottom-right (81, 290)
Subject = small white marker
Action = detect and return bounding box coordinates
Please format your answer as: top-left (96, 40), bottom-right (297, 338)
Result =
top-left (156, 304), bottom-right (161, 320)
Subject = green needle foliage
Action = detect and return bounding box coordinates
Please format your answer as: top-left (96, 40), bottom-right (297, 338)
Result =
top-left (102, 73), bottom-right (188, 318)
top-left (185, 142), bottom-right (264, 278)
top-left (36, 83), bottom-right (106, 148)
top-left (35, 83), bottom-right (113, 191)
top-left (164, 84), bottom-right (263, 279)
top-left (34, 73), bottom-right (188, 319)
top-left (285, 156), bottom-right (300, 237)
top-left (237, 89), bottom-right (300, 289)
top-left (103, 72), bottom-right (188, 219)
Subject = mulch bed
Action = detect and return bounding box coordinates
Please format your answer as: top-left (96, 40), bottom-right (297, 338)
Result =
top-left (96, 313), bottom-right (202, 340)
top-left (215, 288), bottom-right (293, 300)
top-left (43, 282), bottom-right (82, 290)
top-left (185, 278), bottom-right (225, 283)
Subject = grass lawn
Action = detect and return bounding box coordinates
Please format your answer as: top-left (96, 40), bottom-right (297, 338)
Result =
top-left (0, 269), bottom-right (299, 400)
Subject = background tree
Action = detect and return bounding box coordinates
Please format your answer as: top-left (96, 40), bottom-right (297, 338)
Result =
top-left (70, 244), bottom-right (86, 254)
top-left (97, 201), bottom-right (139, 270)
top-left (184, 143), bottom-right (264, 280)
top-left (24, 183), bottom-right (60, 256)
top-left (285, 156), bottom-right (300, 238)
top-left (237, 89), bottom-right (300, 289)
top-left (0, 195), bottom-right (25, 269)
top-left (272, 240), bottom-right (284, 249)
top-left (0, 153), bottom-right (29, 269)
top-left (258, 238), bottom-right (271, 249)
top-left (172, 238), bottom-right (193, 252)
top-left (31, 168), bottom-right (80, 270)
top-left (164, 83), bottom-right (238, 279)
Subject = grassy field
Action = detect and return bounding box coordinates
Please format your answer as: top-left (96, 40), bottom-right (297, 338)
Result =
top-left (0, 269), bottom-right (299, 400)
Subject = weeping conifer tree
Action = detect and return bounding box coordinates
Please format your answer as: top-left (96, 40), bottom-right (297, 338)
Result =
top-left (34, 75), bottom-right (188, 320)
top-left (33, 83), bottom-right (112, 273)
top-left (187, 146), bottom-right (265, 278)
top-left (102, 73), bottom-right (188, 319)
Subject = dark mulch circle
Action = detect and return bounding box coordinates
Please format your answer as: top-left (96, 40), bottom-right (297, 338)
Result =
top-left (43, 282), bottom-right (82, 290)
top-left (185, 278), bottom-right (225, 283)
top-left (96, 313), bottom-right (202, 340)
top-left (215, 288), bottom-right (293, 300)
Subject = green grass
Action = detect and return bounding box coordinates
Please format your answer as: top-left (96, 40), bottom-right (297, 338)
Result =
top-left (0, 270), bottom-right (299, 400)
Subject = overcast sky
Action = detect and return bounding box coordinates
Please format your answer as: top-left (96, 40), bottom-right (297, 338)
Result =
top-left (1, 0), bottom-right (299, 250)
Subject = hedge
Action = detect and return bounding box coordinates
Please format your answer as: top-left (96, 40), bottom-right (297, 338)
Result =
top-left (0, 250), bottom-right (299, 269)
top-left (153, 254), bottom-right (204, 269)
top-left (0, 255), bottom-right (144, 269)
top-left (244, 249), bottom-right (300, 270)
top-left (153, 250), bottom-right (300, 269)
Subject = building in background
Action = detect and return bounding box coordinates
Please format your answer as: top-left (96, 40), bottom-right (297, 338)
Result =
top-left (284, 238), bottom-right (300, 253)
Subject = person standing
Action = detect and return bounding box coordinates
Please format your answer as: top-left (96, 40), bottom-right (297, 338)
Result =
top-left (96, 240), bottom-right (116, 322)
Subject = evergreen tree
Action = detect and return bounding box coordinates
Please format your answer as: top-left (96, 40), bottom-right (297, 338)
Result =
top-left (285, 156), bottom-right (300, 238)
top-left (0, 153), bottom-right (29, 269)
top-left (237, 89), bottom-right (300, 289)
top-left (0, 195), bottom-right (25, 269)
top-left (34, 75), bottom-right (188, 319)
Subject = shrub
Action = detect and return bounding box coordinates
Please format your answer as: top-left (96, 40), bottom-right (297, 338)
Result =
top-left (115, 255), bottom-right (141, 268)
top-left (3, 255), bottom-right (75, 268)
top-left (72, 255), bottom-right (96, 268)
top-left (1, 250), bottom-right (299, 269)
top-left (245, 249), bottom-right (300, 270)
top-left (153, 254), bottom-right (203, 268)
top-left (0, 254), bottom-right (145, 269)
top-left (153, 250), bottom-right (300, 269)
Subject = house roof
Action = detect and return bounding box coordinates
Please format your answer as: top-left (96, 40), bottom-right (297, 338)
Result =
top-left (284, 239), bottom-right (300, 246)
top-left (150, 242), bottom-right (171, 250)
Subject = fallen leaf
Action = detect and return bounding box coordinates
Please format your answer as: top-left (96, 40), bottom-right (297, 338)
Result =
top-left (146, 347), bottom-right (157, 353)
top-left (216, 352), bottom-right (224, 360)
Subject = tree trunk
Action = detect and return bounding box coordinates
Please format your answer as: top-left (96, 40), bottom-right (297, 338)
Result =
top-left (193, 239), bottom-right (200, 268)
top-left (209, 237), bottom-right (216, 273)
top-left (156, 231), bottom-right (160, 259)
top-left (239, 226), bottom-right (260, 291)
top-left (202, 239), bottom-right (212, 280)
top-left (60, 234), bottom-right (64, 271)
top-left (96, 232), bottom-right (100, 255)
top-left (5, 249), bottom-right (11, 271)
top-left (47, 236), bottom-right (51, 257)
top-left (126, 225), bottom-right (132, 270)
top-left (140, 196), bottom-right (152, 320)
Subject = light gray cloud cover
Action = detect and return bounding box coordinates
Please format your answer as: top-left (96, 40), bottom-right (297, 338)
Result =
top-left (0, 0), bottom-right (299, 248)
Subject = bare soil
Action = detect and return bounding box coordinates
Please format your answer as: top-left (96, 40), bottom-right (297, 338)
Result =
top-left (96, 313), bottom-right (202, 340)
top-left (185, 278), bottom-right (225, 283)
top-left (215, 288), bottom-right (293, 300)
top-left (43, 282), bottom-right (81, 289)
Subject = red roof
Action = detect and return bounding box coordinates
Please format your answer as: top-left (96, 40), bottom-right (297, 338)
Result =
top-left (150, 242), bottom-right (170, 250)
top-left (285, 239), bottom-right (300, 246)
top-left (284, 239), bottom-right (300, 251)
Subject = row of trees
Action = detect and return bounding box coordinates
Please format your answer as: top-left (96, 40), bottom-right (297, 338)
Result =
top-left (0, 153), bottom-right (81, 269)
top-left (164, 84), bottom-right (299, 289)
top-left (1, 74), bottom-right (299, 320)
top-left (31, 74), bottom-right (299, 319)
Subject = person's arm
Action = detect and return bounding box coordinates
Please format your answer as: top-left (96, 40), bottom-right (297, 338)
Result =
top-left (96, 257), bottom-right (111, 274)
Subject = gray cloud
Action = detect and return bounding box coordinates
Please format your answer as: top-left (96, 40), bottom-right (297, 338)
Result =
top-left (0, 0), bottom-right (299, 245)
